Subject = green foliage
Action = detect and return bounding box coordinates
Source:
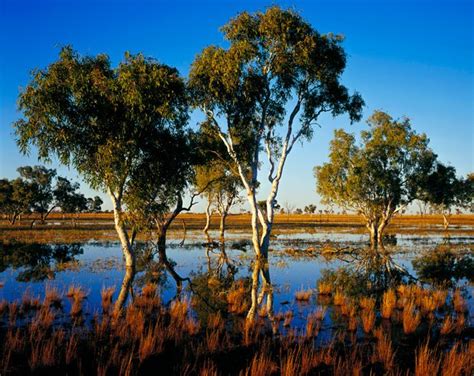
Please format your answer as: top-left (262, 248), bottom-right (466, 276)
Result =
top-left (195, 121), bottom-right (242, 211)
top-left (418, 163), bottom-right (473, 214)
top-left (17, 165), bottom-right (56, 216)
top-left (53, 176), bottom-right (87, 213)
top-left (14, 46), bottom-right (192, 226)
top-left (189, 6), bottom-right (363, 186)
top-left (0, 178), bottom-right (33, 223)
top-left (315, 111), bottom-right (443, 227)
top-left (86, 196), bottom-right (103, 212)
top-left (15, 47), bottom-right (189, 193)
top-left (304, 204), bottom-right (317, 214)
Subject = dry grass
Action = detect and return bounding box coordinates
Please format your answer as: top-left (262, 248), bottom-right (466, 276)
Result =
top-left (333, 290), bottom-right (345, 306)
top-left (0, 280), bottom-right (472, 375)
top-left (295, 289), bottom-right (312, 302)
top-left (317, 281), bottom-right (332, 295)
top-left (227, 281), bottom-right (248, 314)
top-left (440, 316), bottom-right (455, 336)
top-left (403, 300), bottom-right (421, 335)
top-left (381, 289), bottom-right (396, 319)
top-left (453, 289), bottom-right (467, 313)
top-left (101, 287), bottom-right (115, 314)
top-left (361, 309), bottom-right (375, 334)
top-left (415, 342), bottom-right (441, 376)
top-left (359, 297), bottom-right (375, 311)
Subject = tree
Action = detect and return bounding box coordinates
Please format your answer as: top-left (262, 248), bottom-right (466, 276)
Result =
top-left (189, 6), bottom-right (363, 263)
top-left (304, 204), bottom-right (317, 214)
top-left (0, 178), bottom-right (33, 225)
top-left (86, 196), bottom-right (103, 212)
top-left (17, 165), bottom-right (57, 225)
top-left (53, 176), bottom-right (88, 225)
top-left (314, 110), bottom-right (450, 247)
top-left (419, 163), bottom-right (472, 229)
top-left (14, 47), bottom-right (189, 310)
top-left (195, 122), bottom-right (243, 242)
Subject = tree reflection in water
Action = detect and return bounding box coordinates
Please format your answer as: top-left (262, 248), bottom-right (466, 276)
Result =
top-left (0, 242), bottom-right (83, 282)
top-left (412, 243), bottom-right (474, 288)
top-left (318, 246), bottom-right (412, 298)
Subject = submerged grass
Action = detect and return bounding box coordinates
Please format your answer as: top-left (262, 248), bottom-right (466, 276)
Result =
top-left (0, 281), bottom-right (471, 375)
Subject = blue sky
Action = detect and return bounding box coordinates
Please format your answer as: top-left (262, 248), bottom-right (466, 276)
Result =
top-left (0, 0), bottom-right (472, 211)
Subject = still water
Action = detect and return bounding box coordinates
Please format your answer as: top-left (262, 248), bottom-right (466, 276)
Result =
top-left (1, 230), bottom-right (473, 331)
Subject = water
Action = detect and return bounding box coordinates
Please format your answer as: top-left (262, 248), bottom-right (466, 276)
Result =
top-left (0, 230), bottom-right (473, 329)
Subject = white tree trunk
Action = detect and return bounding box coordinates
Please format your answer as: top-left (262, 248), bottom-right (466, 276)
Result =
top-left (203, 200), bottom-right (212, 241)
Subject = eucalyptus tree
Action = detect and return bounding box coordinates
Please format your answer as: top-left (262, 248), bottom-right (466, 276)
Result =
top-left (190, 6), bottom-right (363, 260)
top-left (421, 166), bottom-right (474, 229)
top-left (0, 178), bottom-right (33, 225)
top-left (86, 196), bottom-right (103, 213)
top-left (304, 204), bottom-right (317, 214)
top-left (195, 122), bottom-right (243, 241)
top-left (14, 47), bottom-right (189, 290)
top-left (314, 110), bottom-right (449, 247)
top-left (17, 165), bottom-right (57, 225)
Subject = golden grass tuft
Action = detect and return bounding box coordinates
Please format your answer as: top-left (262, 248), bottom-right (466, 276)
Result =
top-left (317, 281), bottom-right (332, 295)
top-left (295, 289), bottom-right (312, 302)
top-left (381, 289), bottom-right (396, 319)
top-left (440, 315), bottom-right (455, 335)
top-left (372, 331), bottom-right (395, 372)
top-left (227, 281), bottom-right (248, 314)
top-left (415, 342), bottom-right (440, 376)
top-left (333, 290), bottom-right (345, 306)
top-left (100, 286), bottom-right (115, 314)
top-left (453, 289), bottom-right (467, 313)
top-left (403, 300), bottom-right (421, 335)
top-left (361, 309), bottom-right (375, 334)
top-left (241, 352), bottom-right (278, 376)
top-left (359, 297), bottom-right (375, 311)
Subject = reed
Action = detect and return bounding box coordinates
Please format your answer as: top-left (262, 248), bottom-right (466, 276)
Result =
top-left (317, 281), bottom-right (332, 295)
top-left (359, 297), bottom-right (375, 311)
top-left (101, 286), bottom-right (115, 314)
top-left (415, 342), bottom-right (441, 376)
top-left (453, 289), bottom-right (466, 313)
top-left (361, 309), bottom-right (375, 334)
top-left (440, 315), bottom-right (455, 335)
top-left (381, 289), bottom-right (396, 319)
top-left (295, 289), bottom-right (312, 302)
top-left (403, 300), bottom-right (421, 335)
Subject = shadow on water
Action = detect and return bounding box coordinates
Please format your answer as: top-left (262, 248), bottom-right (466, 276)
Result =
top-left (0, 242), bottom-right (83, 282)
top-left (317, 246), bottom-right (414, 298)
top-left (412, 243), bottom-right (474, 288)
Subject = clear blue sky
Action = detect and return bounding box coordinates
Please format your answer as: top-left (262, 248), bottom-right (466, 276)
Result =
top-left (0, 0), bottom-right (472, 211)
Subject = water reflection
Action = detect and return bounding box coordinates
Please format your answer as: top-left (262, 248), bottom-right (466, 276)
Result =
top-left (318, 247), bottom-right (412, 297)
top-left (0, 243), bottom-right (83, 282)
top-left (412, 244), bottom-right (474, 287)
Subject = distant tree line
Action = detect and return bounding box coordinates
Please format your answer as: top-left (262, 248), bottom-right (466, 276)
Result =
top-left (0, 165), bottom-right (102, 226)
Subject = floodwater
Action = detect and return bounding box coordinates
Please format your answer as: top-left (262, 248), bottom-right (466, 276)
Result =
top-left (0, 230), bottom-right (473, 333)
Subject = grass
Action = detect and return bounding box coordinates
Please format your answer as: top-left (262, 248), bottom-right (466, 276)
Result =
top-left (1, 213), bottom-right (473, 244)
top-left (1, 281), bottom-right (469, 375)
top-left (294, 289), bottom-right (312, 302)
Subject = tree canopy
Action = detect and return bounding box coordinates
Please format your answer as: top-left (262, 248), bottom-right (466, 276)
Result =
top-left (314, 110), bottom-right (452, 246)
top-left (189, 6), bottom-right (363, 259)
top-left (14, 47), bottom-right (191, 276)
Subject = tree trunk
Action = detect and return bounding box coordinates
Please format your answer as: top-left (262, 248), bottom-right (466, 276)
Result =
top-left (108, 190), bottom-right (135, 271)
top-left (219, 212), bottom-right (227, 242)
top-left (203, 201), bottom-right (212, 241)
top-left (443, 214), bottom-right (450, 231)
top-left (368, 222), bottom-right (379, 249)
top-left (113, 265), bottom-right (135, 317)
